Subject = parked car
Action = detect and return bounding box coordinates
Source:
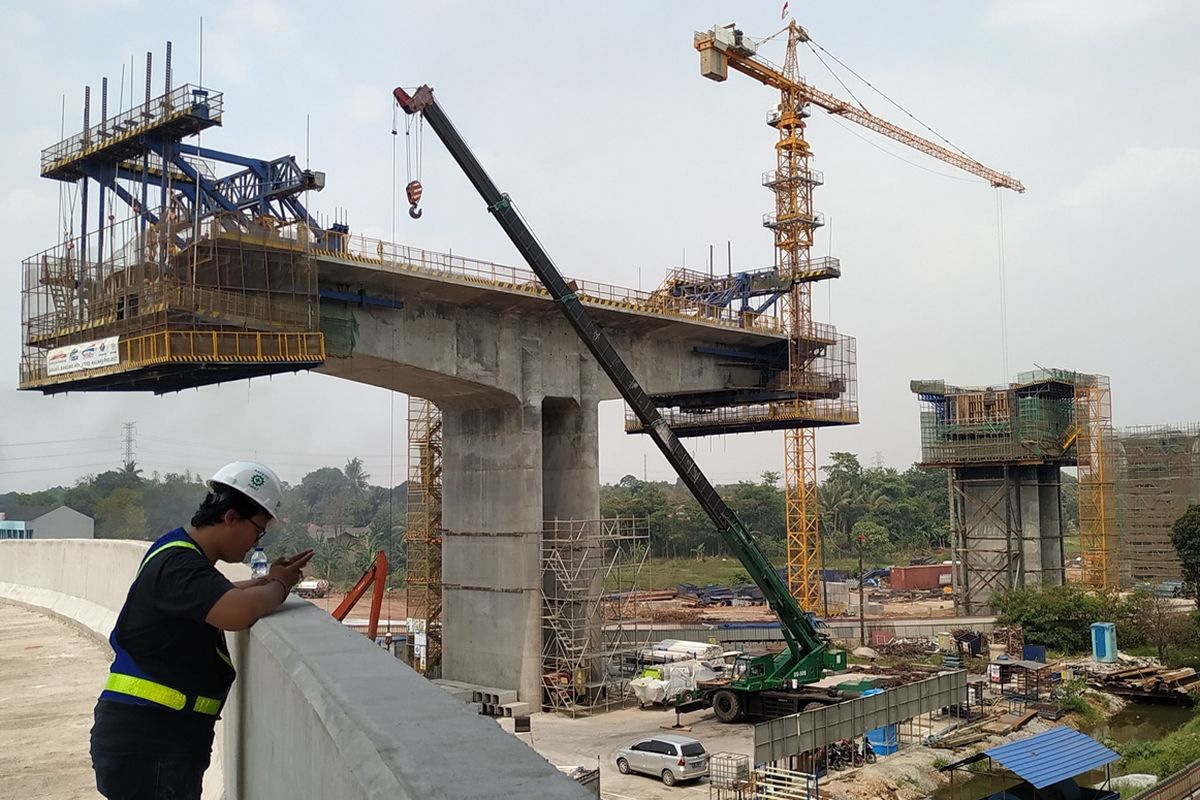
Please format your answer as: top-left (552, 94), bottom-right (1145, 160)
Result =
top-left (614, 733), bottom-right (709, 786)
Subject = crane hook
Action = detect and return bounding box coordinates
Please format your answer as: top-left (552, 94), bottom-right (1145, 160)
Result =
top-left (406, 180), bottom-right (424, 220)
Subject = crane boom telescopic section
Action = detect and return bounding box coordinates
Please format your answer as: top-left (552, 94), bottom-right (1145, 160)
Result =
top-left (393, 84), bottom-right (834, 683)
top-left (694, 24), bottom-right (1025, 193)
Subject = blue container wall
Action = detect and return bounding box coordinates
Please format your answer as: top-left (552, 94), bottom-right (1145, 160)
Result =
top-left (862, 689), bottom-right (899, 755)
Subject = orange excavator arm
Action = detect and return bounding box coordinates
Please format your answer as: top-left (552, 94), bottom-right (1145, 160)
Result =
top-left (331, 550), bottom-right (389, 641)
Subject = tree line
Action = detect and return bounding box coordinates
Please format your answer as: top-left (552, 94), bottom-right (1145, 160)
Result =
top-left (4, 450), bottom-right (1086, 585)
top-left (0, 458), bottom-right (407, 588)
top-left (601, 452), bottom-right (998, 564)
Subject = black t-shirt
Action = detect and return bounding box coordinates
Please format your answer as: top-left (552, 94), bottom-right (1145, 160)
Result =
top-left (113, 531), bottom-right (237, 702)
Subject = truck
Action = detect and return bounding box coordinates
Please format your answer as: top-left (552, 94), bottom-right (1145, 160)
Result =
top-left (394, 84), bottom-right (847, 722)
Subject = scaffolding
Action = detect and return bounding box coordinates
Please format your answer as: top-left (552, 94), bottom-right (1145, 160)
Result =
top-left (914, 369), bottom-right (1111, 608)
top-left (625, 330), bottom-right (858, 437)
top-left (1075, 375), bottom-right (1118, 588)
top-left (20, 212), bottom-right (323, 393)
top-left (912, 370), bottom-right (1081, 467)
top-left (405, 397), bottom-right (443, 676)
top-left (541, 516), bottom-right (650, 716)
top-left (1117, 424), bottom-right (1200, 585)
top-left (25, 69), bottom-right (328, 394)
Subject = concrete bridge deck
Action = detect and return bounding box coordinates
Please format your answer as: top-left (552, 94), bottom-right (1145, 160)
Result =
top-left (0, 602), bottom-right (107, 799)
top-left (0, 540), bottom-right (593, 800)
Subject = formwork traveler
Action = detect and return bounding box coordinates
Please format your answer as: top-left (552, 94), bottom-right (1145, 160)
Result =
top-left (89, 460), bottom-right (314, 799)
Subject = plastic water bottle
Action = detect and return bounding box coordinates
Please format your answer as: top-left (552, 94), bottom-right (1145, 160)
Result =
top-left (250, 546), bottom-right (269, 579)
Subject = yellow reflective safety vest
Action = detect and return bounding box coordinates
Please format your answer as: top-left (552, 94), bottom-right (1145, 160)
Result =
top-left (100, 531), bottom-right (233, 717)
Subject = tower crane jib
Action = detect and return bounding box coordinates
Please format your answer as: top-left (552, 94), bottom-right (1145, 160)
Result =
top-left (695, 24), bottom-right (1025, 193)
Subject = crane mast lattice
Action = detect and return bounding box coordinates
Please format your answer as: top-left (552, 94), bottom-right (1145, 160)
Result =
top-left (695, 21), bottom-right (1023, 608)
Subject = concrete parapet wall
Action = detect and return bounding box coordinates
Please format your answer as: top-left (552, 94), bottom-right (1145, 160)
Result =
top-left (0, 540), bottom-right (591, 800)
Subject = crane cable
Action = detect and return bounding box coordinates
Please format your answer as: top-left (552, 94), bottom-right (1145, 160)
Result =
top-left (805, 36), bottom-right (978, 164)
top-left (403, 99), bottom-right (424, 218)
top-left (996, 189), bottom-right (1010, 380)
top-left (804, 42), bottom-right (870, 114)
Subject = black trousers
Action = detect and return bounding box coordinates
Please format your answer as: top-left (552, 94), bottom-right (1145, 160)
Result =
top-left (90, 700), bottom-right (216, 800)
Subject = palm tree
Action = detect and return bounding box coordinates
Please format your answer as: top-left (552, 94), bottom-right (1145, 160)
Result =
top-left (311, 537), bottom-right (350, 583)
top-left (344, 458), bottom-right (369, 496)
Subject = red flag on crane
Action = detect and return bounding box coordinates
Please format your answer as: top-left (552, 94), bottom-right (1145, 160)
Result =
top-left (781, 2), bottom-right (789, 19)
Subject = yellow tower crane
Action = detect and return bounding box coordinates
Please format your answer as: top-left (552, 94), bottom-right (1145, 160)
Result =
top-left (695, 21), bottom-right (1023, 610)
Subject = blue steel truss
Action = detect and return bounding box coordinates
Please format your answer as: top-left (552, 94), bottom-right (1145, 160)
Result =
top-left (44, 83), bottom-right (331, 254)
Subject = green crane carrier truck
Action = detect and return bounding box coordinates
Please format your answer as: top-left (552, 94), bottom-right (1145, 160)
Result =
top-left (394, 84), bottom-right (849, 722)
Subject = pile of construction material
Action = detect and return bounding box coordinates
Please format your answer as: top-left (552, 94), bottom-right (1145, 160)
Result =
top-left (676, 582), bottom-right (764, 606)
top-left (990, 625), bottom-right (1025, 656)
top-left (630, 659), bottom-right (718, 706)
top-left (470, 685), bottom-right (533, 718)
top-left (636, 639), bottom-right (724, 664)
top-left (876, 638), bottom-right (939, 658)
top-left (1086, 662), bottom-right (1200, 705)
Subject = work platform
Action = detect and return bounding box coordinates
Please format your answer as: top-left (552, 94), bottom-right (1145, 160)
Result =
top-left (23, 66), bottom-right (856, 442)
top-left (41, 84), bottom-right (222, 182)
top-left (912, 368), bottom-right (1117, 610)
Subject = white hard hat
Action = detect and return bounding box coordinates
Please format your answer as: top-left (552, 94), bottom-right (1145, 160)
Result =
top-left (208, 461), bottom-right (284, 519)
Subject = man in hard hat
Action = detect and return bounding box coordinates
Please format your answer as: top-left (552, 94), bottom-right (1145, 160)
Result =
top-left (89, 460), bottom-right (313, 799)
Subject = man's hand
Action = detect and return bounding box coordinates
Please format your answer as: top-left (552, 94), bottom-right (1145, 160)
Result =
top-left (268, 549), bottom-right (315, 592)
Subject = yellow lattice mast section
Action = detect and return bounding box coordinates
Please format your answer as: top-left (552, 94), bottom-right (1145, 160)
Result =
top-left (775, 23), bottom-right (823, 611)
top-left (405, 396), bottom-right (443, 675)
top-left (1075, 377), bottom-right (1118, 589)
top-left (695, 19), bottom-right (1022, 609)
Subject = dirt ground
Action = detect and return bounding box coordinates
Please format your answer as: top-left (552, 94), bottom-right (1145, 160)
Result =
top-left (819, 717), bottom-right (1064, 800)
top-left (303, 589), bottom-right (409, 631)
top-left (637, 591), bottom-right (957, 625)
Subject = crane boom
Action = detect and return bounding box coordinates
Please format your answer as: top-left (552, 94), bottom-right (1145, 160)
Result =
top-left (695, 26), bottom-right (1025, 193)
top-left (394, 84), bottom-right (837, 694)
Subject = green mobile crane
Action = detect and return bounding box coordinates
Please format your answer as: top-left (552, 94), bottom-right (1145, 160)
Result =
top-left (394, 85), bottom-right (847, 722)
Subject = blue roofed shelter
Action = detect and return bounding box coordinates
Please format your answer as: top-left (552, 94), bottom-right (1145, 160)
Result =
top-left (938, 726), bottom-right (1119, 800)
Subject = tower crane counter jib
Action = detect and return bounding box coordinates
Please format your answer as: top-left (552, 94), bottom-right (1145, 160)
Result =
top-left (394, 83), bottom-right (847, 722)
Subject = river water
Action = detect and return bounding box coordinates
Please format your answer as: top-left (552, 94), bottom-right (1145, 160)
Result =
top-left (930, 702), bottom-right (1194, 800)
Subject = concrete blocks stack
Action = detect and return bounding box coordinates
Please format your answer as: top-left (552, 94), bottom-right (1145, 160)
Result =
top-left (467, 687), bottom-right (534, 717)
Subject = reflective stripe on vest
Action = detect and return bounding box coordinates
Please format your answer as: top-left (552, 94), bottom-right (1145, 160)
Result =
top-left (103, 673), bottom-right (224, 716)
top-left (104, 534), bottom-right (230, 716)
top-left (137, 539), bottom-right (202, 577)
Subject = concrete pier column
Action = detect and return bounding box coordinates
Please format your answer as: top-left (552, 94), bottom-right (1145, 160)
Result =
top-left (541, 394), bottom-right (602, 693)
top-left (954, 465), bottom-right (1066, 612)
top-left (541, 396), bottom-right (600, 523)
top-left (441, 400), bottom-right (544, 703)
top-left (1037, 465), bottom-right (1065, 587)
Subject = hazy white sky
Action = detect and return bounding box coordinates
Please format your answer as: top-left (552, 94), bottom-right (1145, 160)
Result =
top-left (2, 1), bottom-right (1197, 494)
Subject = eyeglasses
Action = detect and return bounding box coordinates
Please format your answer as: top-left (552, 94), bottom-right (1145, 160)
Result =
top-left (246, 517), bottom-right (268, 542)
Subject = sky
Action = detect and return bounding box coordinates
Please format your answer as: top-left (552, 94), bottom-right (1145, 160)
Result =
top-left (1, 1), bottom-right (1198, 494)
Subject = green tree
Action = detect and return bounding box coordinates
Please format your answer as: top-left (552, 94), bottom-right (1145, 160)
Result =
top-left (728, 474), bottom-right (785, 547)
top-left (993, 584), bottom-right (1134, 653)
top-left (851, 519), bottom-right (892, 563)
top-left (95, 488), bottom-right (149, 539)
top-left (139, 472), bottom-right (205, 534)
top-left (1171, 505), bottom-right (1200, 601)
top-left (344, 457), bottom-right (370, 496)
top-left (310, 537), bottom-right (351, 583)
